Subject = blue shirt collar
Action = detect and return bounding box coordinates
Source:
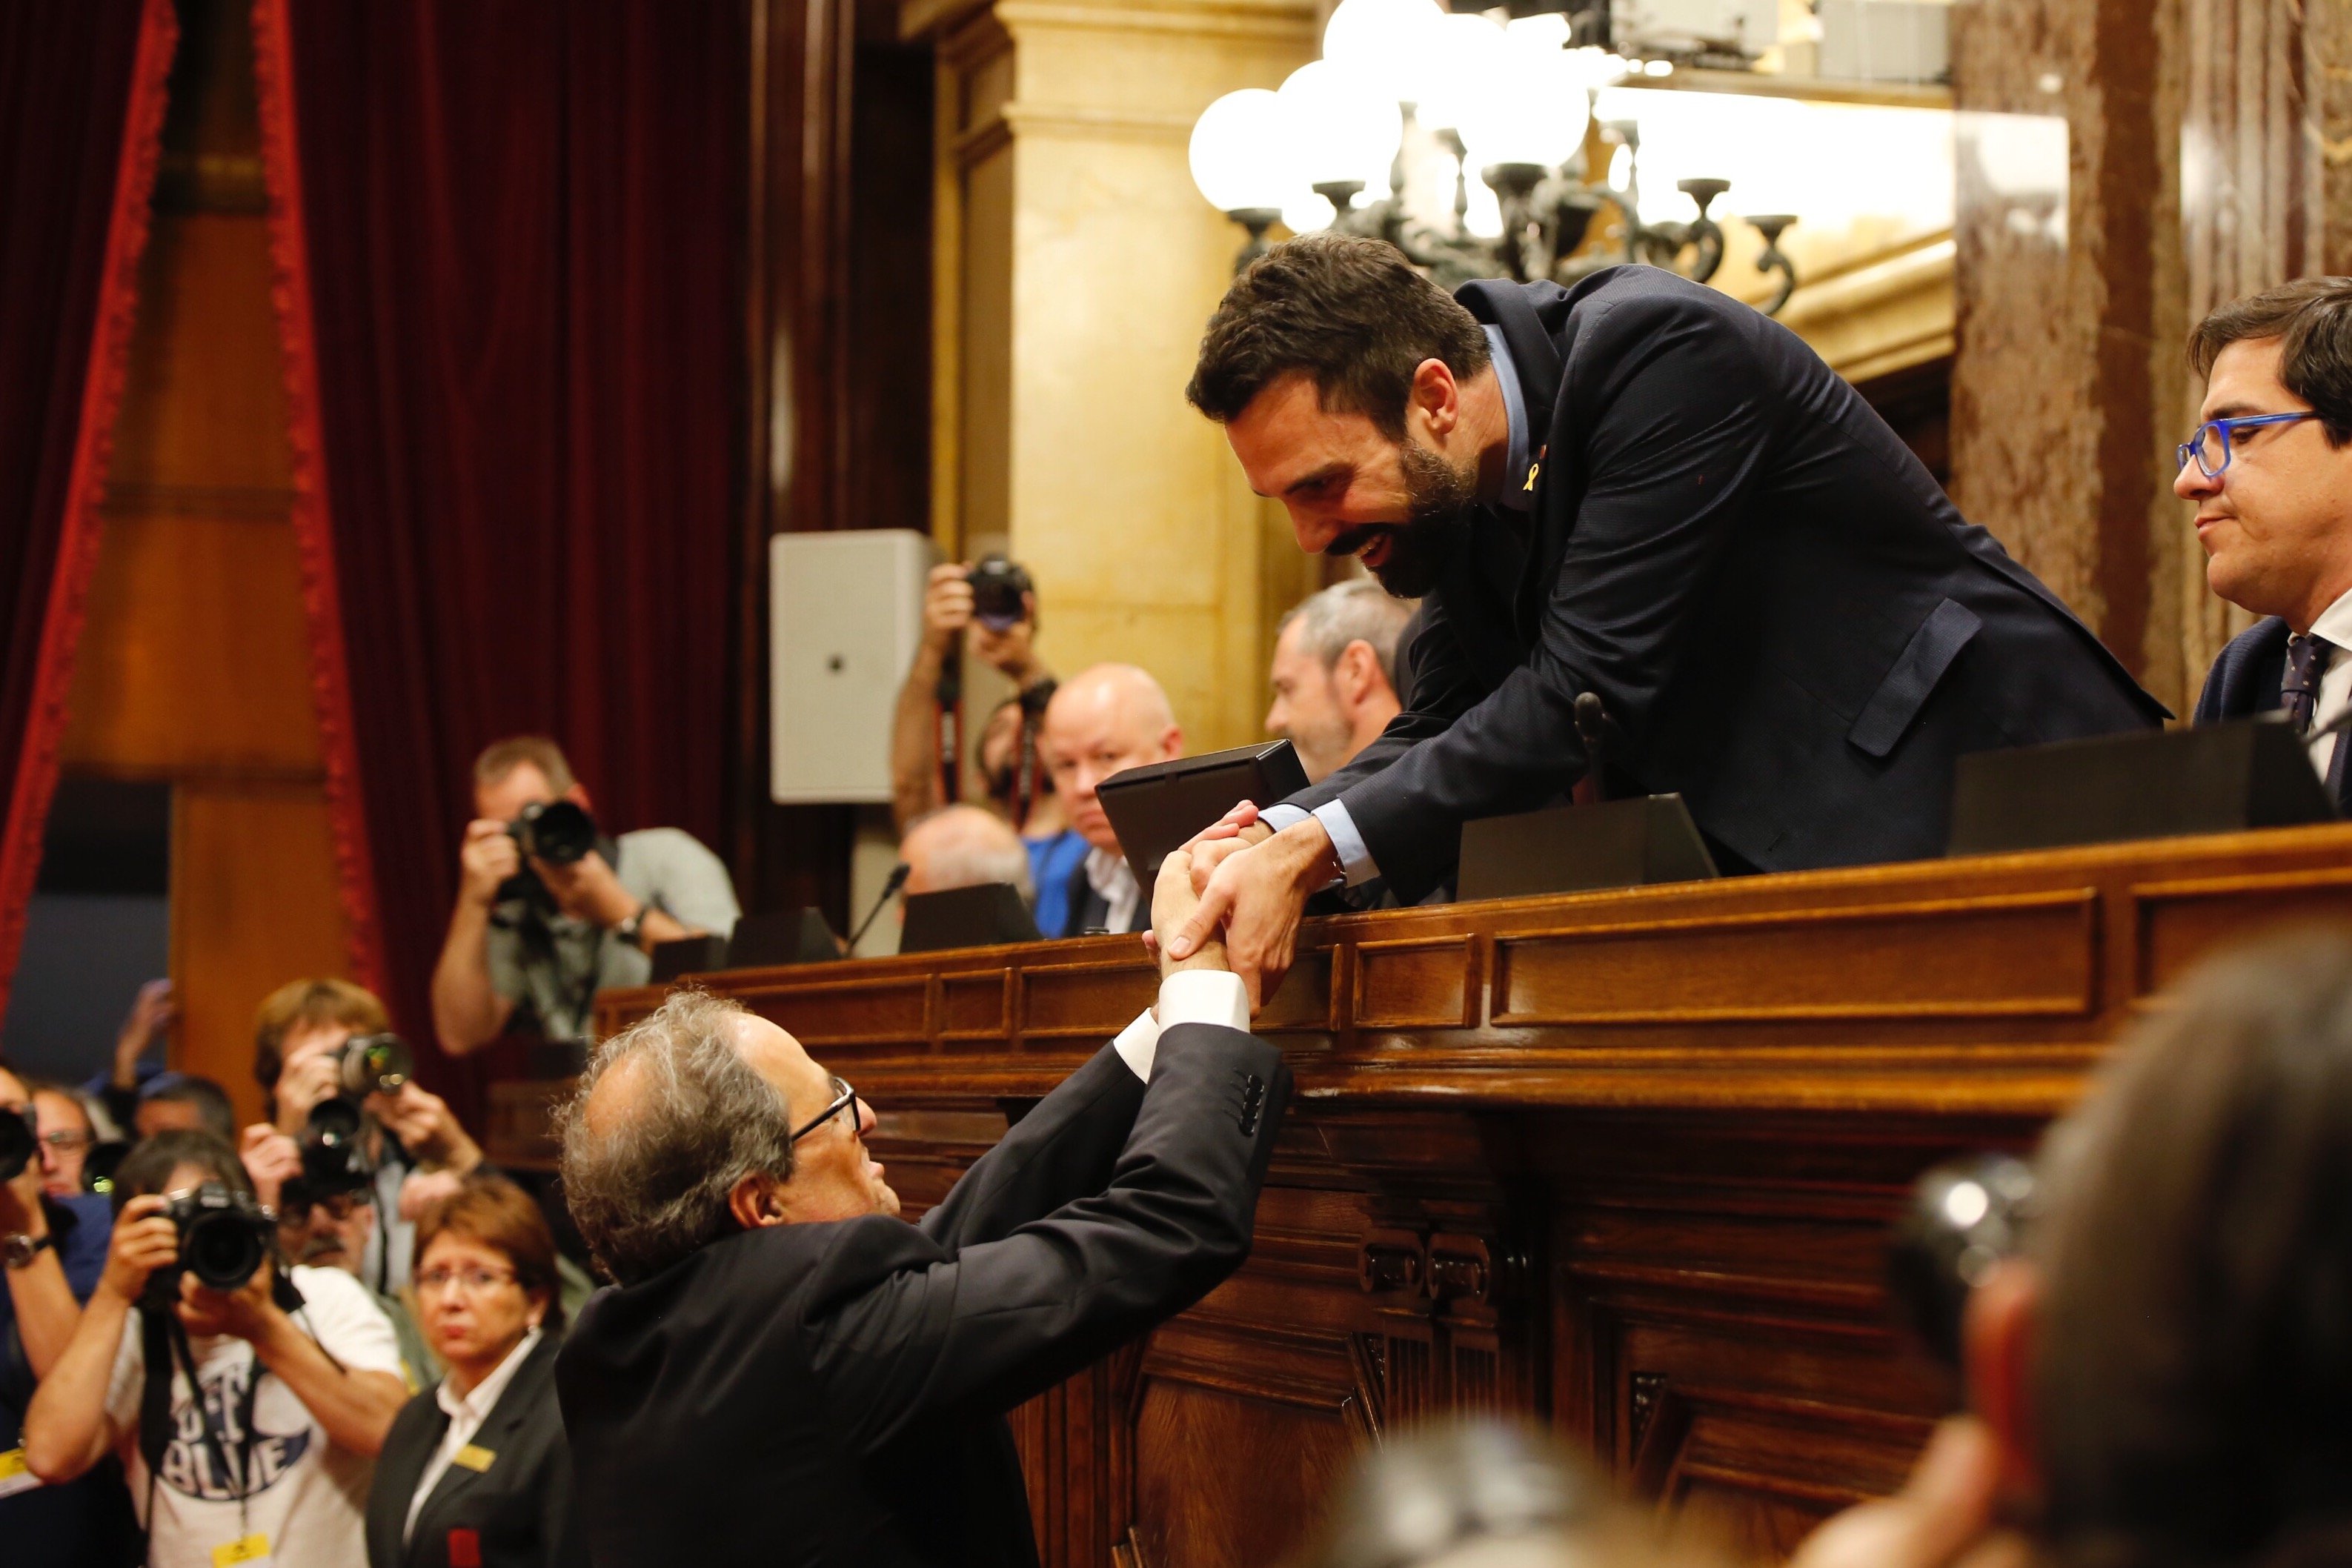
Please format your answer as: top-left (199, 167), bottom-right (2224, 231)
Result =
top-left (1484, 325), bottom-right (1532, 514)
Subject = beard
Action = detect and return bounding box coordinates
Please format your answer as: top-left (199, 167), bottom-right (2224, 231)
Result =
top-left (1329, 439), bottom-right (1475, 599)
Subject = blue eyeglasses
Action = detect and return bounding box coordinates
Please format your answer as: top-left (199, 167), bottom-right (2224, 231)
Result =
top-left (2177, 411), bottom-right (2322, 478)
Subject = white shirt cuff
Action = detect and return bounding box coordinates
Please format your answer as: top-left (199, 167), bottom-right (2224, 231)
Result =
top-left (1310, 800), bottom-right (1381, 886)
top-left (1257, 804), bottom-right (1310, 834)
top-left (1108, 970), bottom-right (1252, 1081)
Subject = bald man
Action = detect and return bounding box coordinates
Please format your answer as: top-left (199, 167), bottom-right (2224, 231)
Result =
top-left (900, 805), bottom-right (1037, 903)
top-left (1038, 663), bottom-right (1183, 935)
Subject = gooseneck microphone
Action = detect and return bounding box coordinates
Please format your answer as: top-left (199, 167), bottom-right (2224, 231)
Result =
top-left (848, 863), bottom-right (912, 951)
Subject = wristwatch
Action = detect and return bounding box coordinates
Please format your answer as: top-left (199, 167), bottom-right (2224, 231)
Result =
top-left (612, 902), bottom-right (649, 951)
top-left (2, 1232), bottom-right (54, 1270)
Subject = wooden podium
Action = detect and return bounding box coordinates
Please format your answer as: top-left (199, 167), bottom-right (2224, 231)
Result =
top-left (582, 825), bottom-right (2352, 1567)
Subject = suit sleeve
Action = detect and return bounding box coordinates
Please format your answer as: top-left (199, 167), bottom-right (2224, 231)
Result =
top-left (803, 1023), bottom-right (1288, 1454)
top-left (1319, 293), bottom-right (1778, 900)
top-left (916, 1043), bottom-right (1147, 1250)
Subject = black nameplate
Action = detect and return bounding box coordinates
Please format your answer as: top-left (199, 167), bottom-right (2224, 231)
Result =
top-left (1457, 795), bottom-right (1720, 903)
top-left (1947, 718), bottom-right (2335, 856)
top-left (649, 934), bottom-right (730, 983)
top-left (1097, 740), bottom-right (1309, 886)
top-left (900, 883), bottom-right (1043, 954)
top-left (728, 908), bottom-right (843, 968)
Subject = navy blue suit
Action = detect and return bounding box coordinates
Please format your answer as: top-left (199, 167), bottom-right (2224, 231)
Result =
top-left (2193, 617), bottom-right (2352, 812)
top-left (1283, 266), bottom-right (2168, 897)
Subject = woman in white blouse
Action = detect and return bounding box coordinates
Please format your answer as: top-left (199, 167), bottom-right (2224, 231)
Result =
top-left (365, 1175), bottom-right (582, 1568)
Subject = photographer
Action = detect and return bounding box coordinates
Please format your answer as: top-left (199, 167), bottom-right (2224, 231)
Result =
top-left (2, 1066), bottom-right (136, 1565)
top-left (889, 559), bottom-right (1092, 935)
top-left (242, 980), bottom-right (482, 1297)
top-left (432, 737), bottom-right (739, 1054)
top-left (23, 1130), bottom-right (408, 1568)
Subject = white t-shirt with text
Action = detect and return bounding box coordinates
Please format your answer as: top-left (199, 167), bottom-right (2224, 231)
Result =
top-left (104, 1265), bottom-right (403, 1568)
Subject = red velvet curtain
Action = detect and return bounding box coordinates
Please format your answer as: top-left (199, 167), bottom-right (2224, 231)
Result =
top-left (253, 1), bottom-right (749, 1120)
top-left (0, 0), bottom-right (177, 1026)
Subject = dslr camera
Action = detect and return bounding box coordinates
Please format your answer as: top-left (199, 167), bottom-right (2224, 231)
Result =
top-left (0, 1103), bottom-right (36, 1184)
top-left (966, 555), bottom-right (1033, 632)
top-left (144, 1181), bottom-right (276, 1304)
top-left (294, 1032), bottom-right (413, 1200)
top-left (508, 799), bottom-right (598, 866)
top-left (1886, 1152), bottom-right (2037, 1369)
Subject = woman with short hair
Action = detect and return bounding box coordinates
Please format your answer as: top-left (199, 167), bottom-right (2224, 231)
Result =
top-left (365, 1175), bottom-right (582, 1568)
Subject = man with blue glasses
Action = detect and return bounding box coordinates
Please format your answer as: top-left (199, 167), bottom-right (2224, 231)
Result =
top-left (2184, 279), bottom-right (2352, 807)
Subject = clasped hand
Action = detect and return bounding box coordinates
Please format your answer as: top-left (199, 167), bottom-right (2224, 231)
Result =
top-left (1143, 800), bottom-right (1337, 1011)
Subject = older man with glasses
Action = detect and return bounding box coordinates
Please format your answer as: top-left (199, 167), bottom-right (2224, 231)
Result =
top-left (552, 847), bottom-right (1288, 1568)
top-left (2182, 277), bottom-right (2352, 809)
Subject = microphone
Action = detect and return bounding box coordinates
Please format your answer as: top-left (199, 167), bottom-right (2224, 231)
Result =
top-left (1573, 691), bottom-right (1618, 803)
top-left (848, 863), bottom-right (911, 951)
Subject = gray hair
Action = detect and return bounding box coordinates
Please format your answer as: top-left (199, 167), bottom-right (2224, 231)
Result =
top-left (1279, 578), bottom-right (1416, 692)
top-left (557, 990), bottom-right (794, 1285)
top-left (902, 804), bottom-right (1035, 902)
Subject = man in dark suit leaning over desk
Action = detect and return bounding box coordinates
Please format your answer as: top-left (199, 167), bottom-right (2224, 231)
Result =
top-left (2182, 279), bottom-right (2352, 814)
top-left (552, 846), bottom-right (1287, 1568)
top-left (1169, 234), bottom-right (2165, 1002)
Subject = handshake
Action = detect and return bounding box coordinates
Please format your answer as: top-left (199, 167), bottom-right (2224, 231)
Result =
top-left (1147, 800), bottom-right (1336, 1011)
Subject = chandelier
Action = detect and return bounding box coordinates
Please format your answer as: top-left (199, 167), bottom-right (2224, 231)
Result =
top-left (1186, 0), bottom-right (1798, 311)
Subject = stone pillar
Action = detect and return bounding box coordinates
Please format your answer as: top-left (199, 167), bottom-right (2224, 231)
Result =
top-left (909, 0), bottom-right (1318, 751)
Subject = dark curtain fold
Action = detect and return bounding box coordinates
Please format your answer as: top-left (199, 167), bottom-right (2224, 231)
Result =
top-left (0, 0), bottom-right (176, 1026)
top-left (258, 1), bottom-right (748, 1121)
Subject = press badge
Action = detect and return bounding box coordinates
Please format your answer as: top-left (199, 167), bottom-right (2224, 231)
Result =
top-left (454, 1443), bottom-right (497, 1472)
top-left (210, 1533), bottom-right (270, 1567)
top-left (0, 1446), bottom-right (41, 1501)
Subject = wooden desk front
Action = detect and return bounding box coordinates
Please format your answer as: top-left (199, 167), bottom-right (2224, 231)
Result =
top-left (590, 825), bottom-right (2352, 1567)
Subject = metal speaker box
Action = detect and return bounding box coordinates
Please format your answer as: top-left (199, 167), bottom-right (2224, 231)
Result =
top-left (1096, 740), bottom-right (1310, 886)
top-left (900, 883), bottom-right (1043, 954)
top-left (1947, 719), bottom-right (2335, 857)
top-left (1457, 795), bottom-right (1720, 903)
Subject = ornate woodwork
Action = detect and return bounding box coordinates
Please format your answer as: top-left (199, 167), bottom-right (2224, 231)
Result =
top-left (588, 824), bottom-right (2352, 1567)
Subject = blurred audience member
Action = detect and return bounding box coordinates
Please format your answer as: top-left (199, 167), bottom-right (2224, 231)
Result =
top-left (433, 737), bottom-right (740, 1055)
top-left (367, 1175), bottom-right (580, 1568)
top-left (1039, 663), bottom-right (1183, 935)
top-left (133, 1073), bottom-right (236, 1144)
top-left (1267, 579), bottom-right (1416, 783)
top-left (241, 979), bottom-right (483, 1296)
top-left (277, 1186), bottom-right (437, 1389)
top-left (1, 1066), bottom-right (137, 1565)
top-left (900, 805), bottom-right (1036, 905)
top-left (24, 1129), bottom-right (408, 1568)
top-left (87, 978), bottom-right (176, 1133)
top-left (24, 1080), bottom-right (100, 1198)
top-left (1793, 928), bottom-right (2352, 1568)
top-left (890, 560), bottom-right (1089, 932)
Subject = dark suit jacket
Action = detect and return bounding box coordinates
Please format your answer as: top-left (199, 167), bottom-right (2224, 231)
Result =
top-left (1286, 266), bottom-right (2168, 897)
top-left (2192, 616), bottom-right (2352, 811)
top-left (365, 1329), bottom-right (583, 1568)
top-left (555, 1023), bottom-right (1289, 1568)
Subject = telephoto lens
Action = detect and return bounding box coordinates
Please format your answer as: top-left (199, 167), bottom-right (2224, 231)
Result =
top-left (1886, 1153), bottom-right (2038, 1369)
top-left (167, 1181), bottom-right (274, 1292)
top-left (0, 1104), bottom-right (34, 1183)
top-left (509, 799), bottom-right (598, 866)
top-left (299, 1098), bottom-right (374, 1197)
top-left (338, 1032), bottom-right (413, 1097)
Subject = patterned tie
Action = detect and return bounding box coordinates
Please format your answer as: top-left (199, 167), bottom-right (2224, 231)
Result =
top-left (2282, 633), bottom-right (2336, 734)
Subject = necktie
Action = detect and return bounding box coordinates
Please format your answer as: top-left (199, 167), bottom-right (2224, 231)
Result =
top-left (2282, 633), bottom-right (2336, 734)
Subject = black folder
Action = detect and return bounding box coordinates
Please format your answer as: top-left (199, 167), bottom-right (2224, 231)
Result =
top-left (1096, 740), bottom-right (1310, 886)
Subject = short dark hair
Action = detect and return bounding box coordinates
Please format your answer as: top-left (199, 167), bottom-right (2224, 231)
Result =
top-left (139, 1074), bottom-right (236, 1143)
top-left (2033, 926), bottom-right (2352, 1566)
top-left (2187, 277), bottom-right (2352, 445)
top-left (113, 1129), bottom-right (252, 1215)
top-left (474, 735), bottom-right (577, 795)
top-left (252, 977), bottom-right (389, 1100)
top-left (1186, 233), bottom-right (1490, 437)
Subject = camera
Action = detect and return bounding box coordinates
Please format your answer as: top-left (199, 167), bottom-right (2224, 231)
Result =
top-left (966, 555), bottom-right (1033, 632)
top-left (0, 1104), bottom-right (34, 1184)
top-left (299, 1097), bottom-right (374, 1199)
top-left (82, 1138), bottom-right (130, 1197)
top-left (1886, 1153), bottom-right (2037, 1369)
top-left (336, 1032), bottom-right (413, 1097)
top-left (508, 799), bottom-right (597, 866)
top-left (153, 1181), bottom-right (275, 1298)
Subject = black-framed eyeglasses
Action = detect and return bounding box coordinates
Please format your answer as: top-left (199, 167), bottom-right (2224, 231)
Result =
top-left (2177, 411), bottom-right (2321, 477)
top-left (790, 1075), bottom-right (863, 1144)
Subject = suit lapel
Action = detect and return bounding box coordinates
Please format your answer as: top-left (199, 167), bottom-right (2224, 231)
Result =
top-left (410, 1334), bottom-right (560, 1552)
top-left (1455, 279), bottom-right (1570, 654)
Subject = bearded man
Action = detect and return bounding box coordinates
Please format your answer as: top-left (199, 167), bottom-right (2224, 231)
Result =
top-left (1172, 234), bottom-right (2165, 1001)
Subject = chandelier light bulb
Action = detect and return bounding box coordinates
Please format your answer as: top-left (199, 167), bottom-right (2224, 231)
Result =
top-left (1188, 89), bottom-right (1299, 215)
top-left (1455, 36), bottom-right (1591, 171)
top-left (1416, 13), bottom-right (1509, 135)
top-left (1278, 60), bottom-right (1403, 197)
top-left (1320, 0), bottom-right (1446, 106)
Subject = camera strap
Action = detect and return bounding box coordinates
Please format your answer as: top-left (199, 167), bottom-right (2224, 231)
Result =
top-left (136, 1304), bottom-right (259, 1547)
top-left (1010, 678), bottom-right (1056, 831)
top-left (933, 649), bottom-right (964, 806)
